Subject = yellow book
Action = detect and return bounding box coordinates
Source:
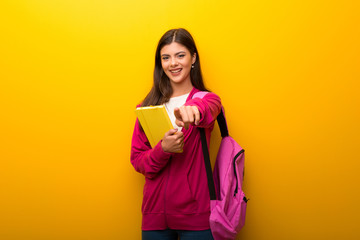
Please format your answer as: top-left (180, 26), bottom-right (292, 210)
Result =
top-left (135, 105), bottom-right (174, 148)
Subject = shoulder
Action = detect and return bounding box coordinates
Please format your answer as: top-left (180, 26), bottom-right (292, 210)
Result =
top-left (189, 88), bottom-right (220, 101)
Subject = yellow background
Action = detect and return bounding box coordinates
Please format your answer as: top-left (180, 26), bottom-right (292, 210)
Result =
top-left (1, 0), bottom-right (359, 239)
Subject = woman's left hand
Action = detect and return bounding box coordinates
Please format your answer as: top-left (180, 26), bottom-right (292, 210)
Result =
top-left (174, 105), bottom-right (200, 130)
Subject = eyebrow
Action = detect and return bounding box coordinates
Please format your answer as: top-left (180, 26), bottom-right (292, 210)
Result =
top-left (161, 51), bottom-right (186, 57)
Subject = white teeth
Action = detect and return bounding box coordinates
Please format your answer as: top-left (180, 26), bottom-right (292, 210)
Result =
top-left (171, 69), bottom-right (181, 73)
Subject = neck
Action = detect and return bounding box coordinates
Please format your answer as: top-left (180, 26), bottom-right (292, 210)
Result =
top-left (171, 80), bottom-right (193, 98)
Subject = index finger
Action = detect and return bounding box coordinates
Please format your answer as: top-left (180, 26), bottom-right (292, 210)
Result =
top-left (174, 107), bottom-right (182, 120)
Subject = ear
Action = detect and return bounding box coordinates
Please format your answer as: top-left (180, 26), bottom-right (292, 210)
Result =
top-left (192, 53), bottom-right (197, 65)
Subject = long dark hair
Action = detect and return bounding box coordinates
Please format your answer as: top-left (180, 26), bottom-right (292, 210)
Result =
top-left (141, 28), bottom-right (208, 107)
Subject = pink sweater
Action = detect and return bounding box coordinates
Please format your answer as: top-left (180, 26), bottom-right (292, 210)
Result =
top-left (130, 87), bottom-right (222, 230)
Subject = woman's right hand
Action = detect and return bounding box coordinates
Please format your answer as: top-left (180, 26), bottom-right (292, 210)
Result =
top-left (161, 129), bottom-right (184, 153)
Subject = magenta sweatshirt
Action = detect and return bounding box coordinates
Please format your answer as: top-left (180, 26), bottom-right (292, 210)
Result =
top-left (130, 87), bottom-right (222, 230)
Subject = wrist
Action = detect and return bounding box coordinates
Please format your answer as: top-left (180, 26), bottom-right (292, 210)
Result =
top-left (161, 140), bottom-right (168, 152)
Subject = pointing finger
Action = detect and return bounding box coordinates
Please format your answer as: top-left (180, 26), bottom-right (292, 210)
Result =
top-left (174, 108), bottom-right (182, 121)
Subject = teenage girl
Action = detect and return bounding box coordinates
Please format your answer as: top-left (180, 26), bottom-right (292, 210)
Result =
top-left (131, 28), bottom-right (222, 240)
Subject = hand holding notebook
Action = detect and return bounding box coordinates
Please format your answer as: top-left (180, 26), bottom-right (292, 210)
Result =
top-left (135, 105), bottom-right (183, 153)
top-left (161, 128), bottom-right (184, 153)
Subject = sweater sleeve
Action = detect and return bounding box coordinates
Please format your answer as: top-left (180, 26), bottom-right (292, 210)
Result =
top-left (184, 92), bottom-right (222, 128)
top-left (130, 118), bottom-right (173, 179)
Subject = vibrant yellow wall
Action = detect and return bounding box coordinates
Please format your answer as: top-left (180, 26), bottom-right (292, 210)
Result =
top-left (1, 0), bottom-right (359, 239)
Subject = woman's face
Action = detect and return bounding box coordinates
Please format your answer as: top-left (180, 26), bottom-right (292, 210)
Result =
top-left (160, 42), bottom-right (196, 87)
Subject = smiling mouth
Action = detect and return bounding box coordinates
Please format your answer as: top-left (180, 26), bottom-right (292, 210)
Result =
top-left (170, 69), bottom-right (182, 73)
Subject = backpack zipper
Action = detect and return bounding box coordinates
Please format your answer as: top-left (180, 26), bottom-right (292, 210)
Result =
top-left (233, 149), bottom-right (245, 197)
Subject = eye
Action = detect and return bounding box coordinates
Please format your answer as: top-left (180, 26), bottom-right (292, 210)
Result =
top-left (178, 54), bottom-right (185, 58)
top-left (162, 56), bottom-right (169, 61)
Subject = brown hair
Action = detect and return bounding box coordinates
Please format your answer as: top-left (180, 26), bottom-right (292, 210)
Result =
top-left (141, 28), bottom-right (208, 106)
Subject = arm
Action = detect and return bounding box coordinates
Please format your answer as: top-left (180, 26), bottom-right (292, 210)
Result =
top-left (175, 92), bottom-right (221, 129)
top-left (130, 119), bottom-right (173, 179)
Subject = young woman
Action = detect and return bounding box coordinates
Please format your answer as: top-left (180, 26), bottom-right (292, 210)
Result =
top-left (131, 28), bottom-right (222, 240)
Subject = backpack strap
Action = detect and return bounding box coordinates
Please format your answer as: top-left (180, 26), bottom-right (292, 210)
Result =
top-left (217, 108), bottom-right (229, 138)
top-left (199, 128), bottom-right (217, 200)
top-left (192, 91), bottom-right (228, 200)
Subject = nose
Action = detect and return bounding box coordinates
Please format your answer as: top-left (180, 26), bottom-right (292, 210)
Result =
top-left (170, 57), bottom-right (178, 67)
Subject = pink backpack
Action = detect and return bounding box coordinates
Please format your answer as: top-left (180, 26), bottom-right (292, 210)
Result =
top-left (193, 92), bottom-right (248, 240)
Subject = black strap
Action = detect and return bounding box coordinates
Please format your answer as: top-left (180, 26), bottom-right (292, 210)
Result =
top-left (199, 128), bottom-right (217, 200)
top-left (216, 109), bottom-right (229, 138)
top-left (200, 109), bottom-right (230, 200)
top-left (200, 108), bottom-right (230, 200)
